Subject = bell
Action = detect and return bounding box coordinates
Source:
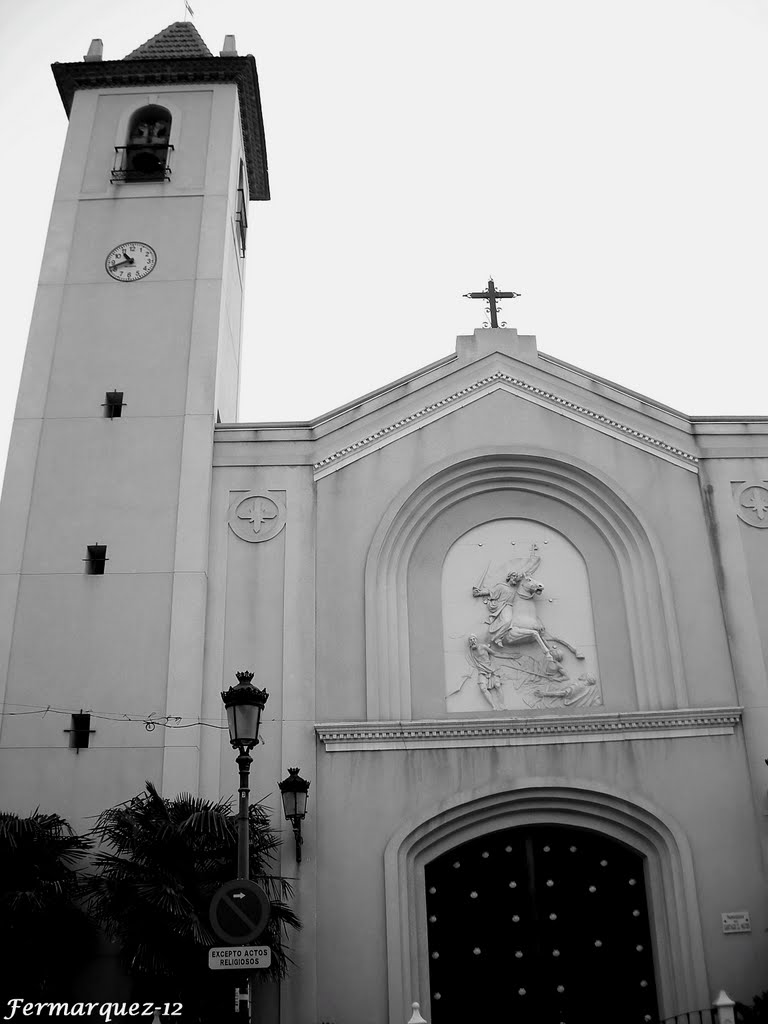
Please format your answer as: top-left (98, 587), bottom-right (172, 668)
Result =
top-left (128, 148), bottom-right (164, 176)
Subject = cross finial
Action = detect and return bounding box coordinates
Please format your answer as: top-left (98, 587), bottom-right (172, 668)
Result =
top-left (463, 277), bottom-right (520, 328)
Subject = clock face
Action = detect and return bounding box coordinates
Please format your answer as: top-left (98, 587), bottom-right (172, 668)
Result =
top-left (105, 241), bottom-right (157, 282)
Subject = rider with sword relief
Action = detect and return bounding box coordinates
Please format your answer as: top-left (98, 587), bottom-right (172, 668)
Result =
top-left (471, 544), bottom-right (555, 658)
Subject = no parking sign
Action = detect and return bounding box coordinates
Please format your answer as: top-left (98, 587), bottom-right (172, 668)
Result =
top-left (209, 879), bottom-right (271, 944)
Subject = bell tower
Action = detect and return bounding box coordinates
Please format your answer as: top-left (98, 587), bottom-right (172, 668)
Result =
top-left (0, 23), bottom-right (269, 823)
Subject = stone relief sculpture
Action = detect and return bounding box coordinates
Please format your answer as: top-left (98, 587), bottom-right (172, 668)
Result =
top-left (227, 490), bottom-right (287, 543)
top-left (733, 481), bottom-right (768, 528)
top-left (467, 634), bottom-right (503, 709)
top-left (443, 525), bottom-right (602, 713)
top-left (471, 544), bottom-right (583, 660)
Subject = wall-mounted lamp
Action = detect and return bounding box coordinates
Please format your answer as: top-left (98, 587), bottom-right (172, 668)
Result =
top-left (279, 767), bottom-right (310, 863)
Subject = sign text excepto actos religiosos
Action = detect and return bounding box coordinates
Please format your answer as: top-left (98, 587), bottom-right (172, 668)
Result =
top-left (208, 946), bottom-right (272, 970)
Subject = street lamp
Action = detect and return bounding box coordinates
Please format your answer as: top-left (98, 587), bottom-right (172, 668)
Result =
top-left (279, 767), bottom-right (310, 863)
top-left (221, 670), bottom-right (269, 880)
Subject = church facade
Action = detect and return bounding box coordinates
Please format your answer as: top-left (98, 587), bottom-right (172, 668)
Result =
top-left (0, 21), bottom-right (766, 1024)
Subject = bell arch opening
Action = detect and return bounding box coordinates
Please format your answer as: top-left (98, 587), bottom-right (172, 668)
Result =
top-left (123, 104), bottom-right (172, 181)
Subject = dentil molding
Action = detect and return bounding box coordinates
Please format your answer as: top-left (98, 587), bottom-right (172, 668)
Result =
top-left (316, 707), bottom-right (742, 752)
top-left (314, 371), bottom-right (698, 479)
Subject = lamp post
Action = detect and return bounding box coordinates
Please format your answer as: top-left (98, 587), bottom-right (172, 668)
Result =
top-left (279, 767), bottom-right (310, 863)
top-left (221, 670), bottom-right (269, 880)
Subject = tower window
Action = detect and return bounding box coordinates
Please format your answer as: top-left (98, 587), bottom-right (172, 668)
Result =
top-left (236, 160), bottom-right (248, 257)
top-left (66, 713), bottom-right (94, 751)
top-left (103, 391), bottom-right (125, 418)
top-left (112, 105), bottom-right (173, 183)
top-left (85, 544), bottom-right (108, 575)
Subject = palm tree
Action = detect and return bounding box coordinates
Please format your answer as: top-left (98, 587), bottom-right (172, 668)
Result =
top-left (85, 782), bottom-right (300, 1020)
top-left (736, 993), bottom-right (768, 1023)
top-left (0, 810), bottom-right (95, 1003)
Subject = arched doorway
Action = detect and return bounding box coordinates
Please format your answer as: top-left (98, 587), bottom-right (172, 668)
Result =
top-left (384, 781), bottom-right (709, 1024)
top-left (424, 824), bottom-right (659, 1024)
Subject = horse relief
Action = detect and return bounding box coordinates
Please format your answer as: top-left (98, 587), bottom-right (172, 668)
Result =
top-left (449, 542), bottom-right (602, 712)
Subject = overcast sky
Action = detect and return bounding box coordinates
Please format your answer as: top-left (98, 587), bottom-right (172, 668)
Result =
top-left (1, 0), bottom-right (767, 489)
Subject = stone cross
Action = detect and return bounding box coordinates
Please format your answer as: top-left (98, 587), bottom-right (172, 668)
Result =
top-left (463, 277), bottom-right (520, 328)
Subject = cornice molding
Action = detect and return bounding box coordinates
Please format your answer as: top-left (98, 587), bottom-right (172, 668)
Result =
top-left (314, 371), bottom-right (698, 479)
top-left (316, 707), bottom-right (742, 751)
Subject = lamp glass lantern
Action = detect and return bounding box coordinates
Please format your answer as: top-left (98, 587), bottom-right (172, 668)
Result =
top-left (279, 767), bottom-right (310, 822)
top-left (221, 671), bottom-right (269, 750)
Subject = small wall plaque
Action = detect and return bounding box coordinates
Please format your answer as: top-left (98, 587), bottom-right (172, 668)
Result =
top-left (721, 911), bottom-right (751, 934)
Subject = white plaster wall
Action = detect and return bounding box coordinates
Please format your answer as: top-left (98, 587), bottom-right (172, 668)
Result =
top-left (44, 281), bottom-right (196, 418)
top-left (0, 569), bottom-right (172, 826)
top-left (694, 454), bottom-right (768, 871)
top-left (22, 418), bottom-right (183, 572)
top-left (0, 73), bottom-right (252, 827)
top-left (0, 746), bottom-right (164, 826)
top-left (313, 737), bottom-right (766, 1021)
top-left (204, 462), bottom-right (318, 1024)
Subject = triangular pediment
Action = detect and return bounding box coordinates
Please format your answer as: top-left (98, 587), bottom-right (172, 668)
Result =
top-left (305, 330), bottom-right (699, 479)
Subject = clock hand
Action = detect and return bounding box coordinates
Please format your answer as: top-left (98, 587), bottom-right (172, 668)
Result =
top-left (110, 256), bottom-right (135, 269)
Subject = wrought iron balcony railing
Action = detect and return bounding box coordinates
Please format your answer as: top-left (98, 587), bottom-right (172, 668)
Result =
top-left (111, 144), bottom-right (174, 183)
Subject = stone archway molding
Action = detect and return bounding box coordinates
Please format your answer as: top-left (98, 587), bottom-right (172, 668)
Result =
top-left (364, 447), bottom-right (687, 719)
top-left (383, 777), bottom-right (709, 1024)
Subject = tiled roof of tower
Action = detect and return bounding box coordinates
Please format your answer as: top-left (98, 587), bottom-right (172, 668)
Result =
top-left (125, 21), bottom-right (213, 59)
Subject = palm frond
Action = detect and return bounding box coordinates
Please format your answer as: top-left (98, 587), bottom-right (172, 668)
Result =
top-left (87, 782), bottom-right (301, 996)
top-left (0, 809), bottom-right (97, 1002)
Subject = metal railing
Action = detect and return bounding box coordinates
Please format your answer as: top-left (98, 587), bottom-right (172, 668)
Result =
top-left (236, 185), bottom-right (248, 256)
top-left (660, 1011), bottom-right (716, 1024)
top-left (111, 144), bottom-right (174, 183)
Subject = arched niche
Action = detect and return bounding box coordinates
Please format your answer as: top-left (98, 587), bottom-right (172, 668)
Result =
top-left (382, 779), bottom-right (709, 1024)
top-left (124, 104), bottom-right (172, 180)
top-left (442, 519), bottom-right (602, 714)
top-left (364, 449), bottom-right (686, 719)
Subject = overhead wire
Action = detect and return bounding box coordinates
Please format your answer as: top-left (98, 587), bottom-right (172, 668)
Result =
top-left (0, 701), bottom-right (228, 732)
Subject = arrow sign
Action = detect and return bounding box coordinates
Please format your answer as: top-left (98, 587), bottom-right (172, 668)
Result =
top-left (209, 879), bottom-right (272, 944)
